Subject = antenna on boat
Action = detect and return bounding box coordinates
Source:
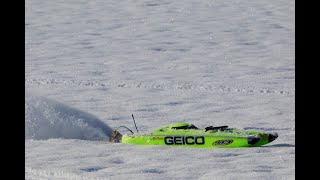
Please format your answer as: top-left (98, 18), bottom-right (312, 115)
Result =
top-left (132, 114), bottom-right (139, 133)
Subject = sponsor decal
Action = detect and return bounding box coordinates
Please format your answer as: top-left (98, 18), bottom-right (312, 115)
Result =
top-left (150, 137), bottom-right (164, 141)
top-left (164, 136), bottom-right (205, 145)
top-left (212, 140), bottom-right (233, 146)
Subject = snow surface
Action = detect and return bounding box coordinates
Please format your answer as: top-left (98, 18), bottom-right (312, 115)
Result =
top-left (26, 0), bottom-right (295, 179)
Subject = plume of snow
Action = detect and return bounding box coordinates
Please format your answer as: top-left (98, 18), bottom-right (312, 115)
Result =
top-left (25, 94), bottom-right (113, 141)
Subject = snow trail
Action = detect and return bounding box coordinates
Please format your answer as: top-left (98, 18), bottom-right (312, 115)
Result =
top-left (25, 94), bottom-right (113, 141)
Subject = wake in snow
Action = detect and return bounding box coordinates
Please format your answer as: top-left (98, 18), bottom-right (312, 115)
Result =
top-left (25, 94), bottom-right (113, 141)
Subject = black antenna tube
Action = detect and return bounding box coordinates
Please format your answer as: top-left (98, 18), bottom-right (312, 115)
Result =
top-left (132, 114), bottom-right (139, 133)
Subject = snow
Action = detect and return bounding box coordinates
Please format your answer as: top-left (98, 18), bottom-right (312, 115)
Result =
top-left (25, 0), bottom-right (294, 179)
top-left (25, 94), bottom-right (113, 140)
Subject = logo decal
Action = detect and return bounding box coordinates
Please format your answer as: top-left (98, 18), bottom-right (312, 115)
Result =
top-left (164, 136), bottom-right (205, 145)
top-left (213, 140), bottom-right (233, 146)
top-left (150, 137), bottom-right (164, 141)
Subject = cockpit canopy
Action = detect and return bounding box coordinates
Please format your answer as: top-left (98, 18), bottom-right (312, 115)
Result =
top-left (168, 123), bottom-right (199, 130)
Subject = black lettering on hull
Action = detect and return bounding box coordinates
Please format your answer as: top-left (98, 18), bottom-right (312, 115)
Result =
top-left (164, 136), bottom-right (205, 145)
top-left (212, 140), bottom-right (233, 146)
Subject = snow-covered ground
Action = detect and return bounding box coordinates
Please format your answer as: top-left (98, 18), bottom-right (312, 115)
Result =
top-left (25, 0), bottom-right (295, 179)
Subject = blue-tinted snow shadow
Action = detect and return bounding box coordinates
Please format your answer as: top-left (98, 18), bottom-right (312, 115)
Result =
top-left (263, 144), bottom-right (295, 147)
top-left (80, 167), bottom-right (104, 172)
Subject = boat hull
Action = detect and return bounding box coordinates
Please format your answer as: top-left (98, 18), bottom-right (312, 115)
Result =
top-left (121, 129), bottom-right (277, 148)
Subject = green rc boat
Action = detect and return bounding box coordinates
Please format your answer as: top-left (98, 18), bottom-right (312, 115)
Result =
top-left (109, 115), bottom-right (278, 148)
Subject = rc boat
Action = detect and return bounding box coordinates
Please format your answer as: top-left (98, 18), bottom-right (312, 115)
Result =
top-left (109, 115), bottom-right (278, 148)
